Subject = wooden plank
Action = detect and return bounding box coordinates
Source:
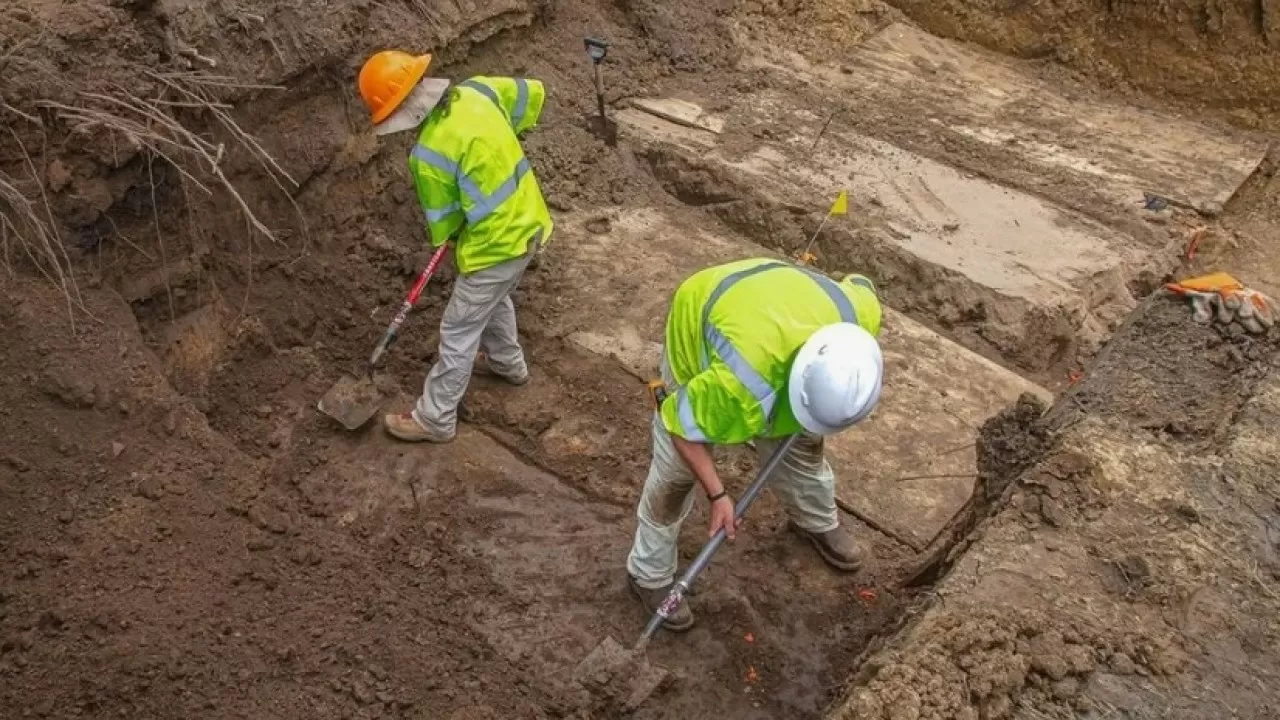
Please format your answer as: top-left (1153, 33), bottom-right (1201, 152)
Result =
top-left (629, 97), bottom-right (726, 134)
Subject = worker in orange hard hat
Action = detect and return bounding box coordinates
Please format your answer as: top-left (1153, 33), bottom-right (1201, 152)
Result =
top-left (358, 50), bottom-right (554, 444)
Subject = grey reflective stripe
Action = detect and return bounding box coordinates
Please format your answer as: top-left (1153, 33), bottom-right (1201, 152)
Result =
top-left (676, 388), bottom-right (707, 442)
top-left (465, 157), bottom-right (530, 224)
top-left (695, 260), bottom-right (861, 423)
top-left (706, 324), bottom-right (777, 419)
top-left (411, 144), bottom-right (531, 225)
top-left (459, 80), bottom-right (501, 111)
top-left (849, 276), bottom-right (875, 292)
top-left (425, 203), bottom-right (460, 223)
top-left (701, 260), bottom-right (788, 330)
top-left (462, 79), bottom-right (529, 132)
top-left (513, 78), bottom-right (529, 129)
top-left (797, 267), bottom-right (857, 324)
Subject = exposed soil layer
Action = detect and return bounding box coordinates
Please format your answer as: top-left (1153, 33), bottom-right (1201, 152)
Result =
top-left (836, 294), bottom-right (1280, 719)
top-left (883, 0), bottom-right (1280, 127)
top-left (2, 0), bottom-right (1280, 718)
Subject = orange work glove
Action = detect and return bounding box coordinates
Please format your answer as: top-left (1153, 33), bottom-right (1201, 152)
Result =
top-left (1166, 273), bottom-right (1275, 334)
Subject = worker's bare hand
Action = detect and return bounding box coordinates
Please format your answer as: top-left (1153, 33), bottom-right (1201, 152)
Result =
top-left (708, 496), bottom-right (739, 540)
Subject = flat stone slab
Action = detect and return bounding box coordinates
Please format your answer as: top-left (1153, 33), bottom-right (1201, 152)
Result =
top-left (824, 311), bottom-right (1049, 548)
top-left (756, 22), bottom-right (1269, 215)
top-left (628, 97), bottom-right (725, 134)
top-left (620, 94), bottom-right (1140, 318)
top-left (543, 208), bottom-right (1050, 549)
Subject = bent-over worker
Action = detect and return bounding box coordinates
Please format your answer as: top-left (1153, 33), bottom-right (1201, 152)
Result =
top-left (357, 50), bottom-right (554, 443)
top-left (627, 257), bottom-right (884, 631)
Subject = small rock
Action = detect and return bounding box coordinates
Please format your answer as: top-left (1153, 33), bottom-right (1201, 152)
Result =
top-left (249, 506), bottom-right (289, 534)
top-left (1109, 652), bottom-right (1135, 675)
top-left (1063, 644), bottom-right (1096, 675)
top-left (1051, 677), bottom-right (1080, 700)
top-left (55, 511), bottom-right (72, 524)
top-left (38, 609), bottom-right (66, 633)
top-left (1039, 496), bottom-right (1066, 527)
top-left (981, 693), bottom-right (1011, 719)
top-left (351, 681), bottom-right (375, 705)
top-left (136, 477), bottom-right (164, 501)
top-left (162, 409), bottom-right (179, 435)
top-left (46, 159), bottom-right (73, 192)
top-left (111, 442), bottom-right (125, 458)
top-left (254, 405), bottom-right (273, 418)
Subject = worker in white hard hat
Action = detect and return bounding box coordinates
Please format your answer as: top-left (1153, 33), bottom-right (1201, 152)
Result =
top-left (626, 257), bottom-right (884, 632)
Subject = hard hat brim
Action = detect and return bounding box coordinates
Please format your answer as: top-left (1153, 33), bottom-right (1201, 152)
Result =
top-left (788, 323), bottom-right (883, 436)
top-left (374, 78), bottom-right (451, 136)
top-left (370, 53), bottom-right (432, 125)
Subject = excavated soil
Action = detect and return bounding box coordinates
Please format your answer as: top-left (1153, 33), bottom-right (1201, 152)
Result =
top-left (2, 0), bottom-right (1280, 718)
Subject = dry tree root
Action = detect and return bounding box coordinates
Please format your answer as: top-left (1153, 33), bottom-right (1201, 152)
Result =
top-left (0, 174), bottom-right (60, 280)
top-left (0, 116), bottom-right (87, 326)
top-left (36, 69), bottom-right (304, 250)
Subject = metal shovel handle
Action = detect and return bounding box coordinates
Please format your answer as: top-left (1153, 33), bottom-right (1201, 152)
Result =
top-left (637, 434), bottom-right (801, 646)
top-left (367, 243), bottom-right (450, 370)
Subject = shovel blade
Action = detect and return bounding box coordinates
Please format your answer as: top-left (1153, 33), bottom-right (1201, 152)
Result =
top-left (586, 113), bottom-right (618, 147)
top-left (317, 374), bottom-right (384, 430)
top-left (573, 636), bottom-right (670, 711)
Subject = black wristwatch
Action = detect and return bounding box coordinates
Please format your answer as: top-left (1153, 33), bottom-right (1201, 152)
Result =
top-left (707, 489), bottom-right (728, 503)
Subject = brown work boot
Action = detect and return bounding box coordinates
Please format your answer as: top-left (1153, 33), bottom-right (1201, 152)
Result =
top-left (627, 574), bottom-right (695, 632)
top-left (383, 412), bottom-right (454, 444)
top-left (793, 523), bottom-right (865, 572)
top-left (472, 352), bottom-right (528, 386)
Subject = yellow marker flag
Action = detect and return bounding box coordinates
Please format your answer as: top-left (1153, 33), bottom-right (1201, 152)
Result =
top-left (829, 191), bottom-right (848, 216)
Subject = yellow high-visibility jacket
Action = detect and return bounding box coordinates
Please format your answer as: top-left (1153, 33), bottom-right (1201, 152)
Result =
top-left (409, 76), bottom-right (553, 274)
top-left (660, 258), bottom-right (883, 444)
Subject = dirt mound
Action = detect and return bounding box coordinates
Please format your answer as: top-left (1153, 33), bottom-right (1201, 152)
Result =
top-left (0, 278), bottom-right (581, 718)
top-left (885, 0), bottom-right (1280, 127)
top-left (835, 292), bottom-right (1280, 719)
top-left (1056, 292), bottom-right (1277, 439)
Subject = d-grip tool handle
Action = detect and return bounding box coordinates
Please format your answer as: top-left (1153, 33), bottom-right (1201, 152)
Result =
top-left (636, 433), bottom-right (801, 647)
top-left (367, 243), bottom-right (450, 370)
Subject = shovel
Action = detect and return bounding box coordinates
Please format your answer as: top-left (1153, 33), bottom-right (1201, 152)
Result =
top-left (583, 37), bottom-right (617, 146)
top-left (317, 243), bottom-right (450, 430)
top-left (572, 434), bottom-right (800, 710)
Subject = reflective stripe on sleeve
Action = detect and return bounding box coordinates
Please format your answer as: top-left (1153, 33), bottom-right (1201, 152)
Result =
top-left (424, 202), bottom-right (461, 223)
top-left (676, 388), bottom-right (707, 442)
top-left (512, 78), bottom-right (529, 129)
top-left (705, 325), bottom-right (777, 419)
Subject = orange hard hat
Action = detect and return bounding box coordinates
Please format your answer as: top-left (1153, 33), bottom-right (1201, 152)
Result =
top-left (358, 50), bottom-right (433, 125)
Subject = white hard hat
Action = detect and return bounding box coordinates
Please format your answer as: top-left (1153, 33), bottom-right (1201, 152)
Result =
top-left (788, 323), bottom-right (883, 435)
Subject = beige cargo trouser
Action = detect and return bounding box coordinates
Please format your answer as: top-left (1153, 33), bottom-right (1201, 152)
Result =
top-left (625, 352), bottom-right (839, 590)
top-left (412, 242), bottom-right (537, 436)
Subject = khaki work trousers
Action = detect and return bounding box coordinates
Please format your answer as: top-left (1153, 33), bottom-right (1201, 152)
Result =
top-left (412, 245), bottom-right (535, 436)
top-left (625, 353), bottom-right (840, 590)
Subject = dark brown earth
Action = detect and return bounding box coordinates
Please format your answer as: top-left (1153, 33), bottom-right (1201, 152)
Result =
top-left (2, 0), bottom-right (1280, 718)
